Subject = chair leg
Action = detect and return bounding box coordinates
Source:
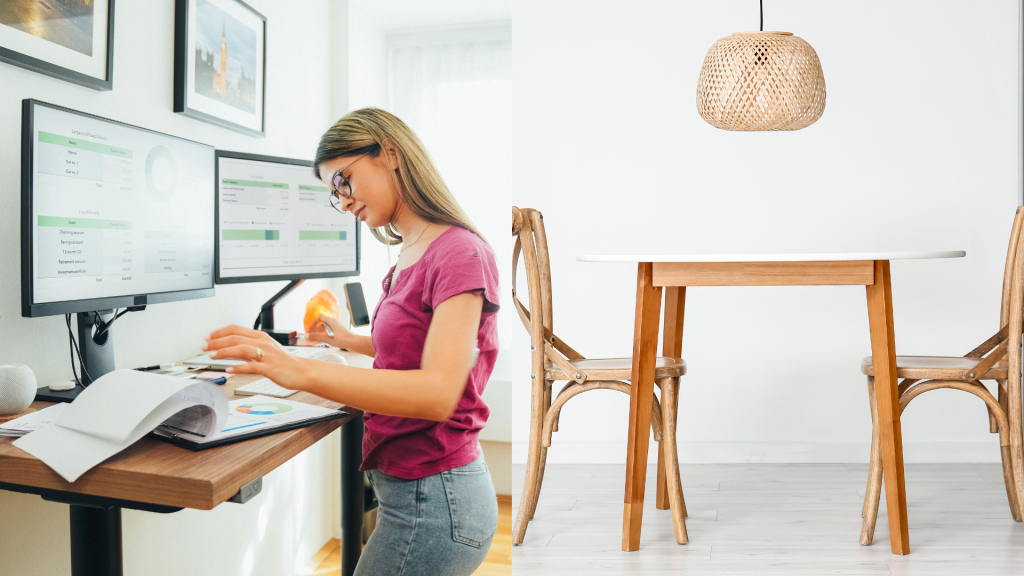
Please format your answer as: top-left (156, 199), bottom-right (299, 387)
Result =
top-left (1000, 443), bottom-right (1022, 522)
top-left (527, 380), bottom-right (554, 521)
top-left (657, 440), bottom-right (669, 510)
top-left (513, 377), bottom-right (547, 545)
top-left (670, 377), bottom-right (687, 519)
top-left (528, 446), bottom-right (548, 521)
top-left (659, 376), bottom-right (689, 543)
top-left (861, 376), bottom-right (883, 545)
top-left (656, 379), bottom-right (670, 510)
top-left (991, 379), bottom-right (1022, 522)
top-left (862, 375), bottom-right (877, 518)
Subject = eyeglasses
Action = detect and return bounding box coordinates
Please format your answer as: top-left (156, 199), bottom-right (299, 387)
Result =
top-left (328, 153), bottom-right (368, 213)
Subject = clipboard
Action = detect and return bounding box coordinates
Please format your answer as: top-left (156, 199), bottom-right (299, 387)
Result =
top-left (150, 410), bottom-right (350, 451)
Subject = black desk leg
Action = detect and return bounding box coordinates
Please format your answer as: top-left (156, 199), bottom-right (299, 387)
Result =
top-left (341, 414), bottom-right (365, 576)
top-left (70, 505), bottom-right (122, 576)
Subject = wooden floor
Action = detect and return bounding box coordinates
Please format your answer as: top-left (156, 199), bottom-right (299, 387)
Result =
top-left (306, 494), bottom-right (511, 575)
top-left (512, 463), bottom-right (1024, 575)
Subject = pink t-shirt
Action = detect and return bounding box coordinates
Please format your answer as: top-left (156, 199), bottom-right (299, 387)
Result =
top-left (362, 225), bottom-right (500, 479)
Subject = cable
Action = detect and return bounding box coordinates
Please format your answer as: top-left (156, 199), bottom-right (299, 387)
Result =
top-left (66, 314), bottom-right (79, 386)
top-left (760, 0), bottom-right (764, 32)
top-left (93, 305), bottom-right (145, 341)
top-left (93, 308), bottom-right (126, 341)
top-left (65, 314), bottom-right (92, 387)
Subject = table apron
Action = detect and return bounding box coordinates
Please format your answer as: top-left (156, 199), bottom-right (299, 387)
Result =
top-left (652, 261), bottom-right (876, 287)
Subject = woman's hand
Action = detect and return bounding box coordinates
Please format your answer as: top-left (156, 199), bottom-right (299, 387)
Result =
top-left (201, 325), bottom-right (307, 390)
top-left (308, 315), bottom-right (377, 357)
top-left (306, 315), bottom-right (352, 348)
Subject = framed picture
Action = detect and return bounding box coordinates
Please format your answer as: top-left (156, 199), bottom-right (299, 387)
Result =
top-left (0, 0), bottom-right (115, 90)
top-left (174, 0), bottom-right (266, 137)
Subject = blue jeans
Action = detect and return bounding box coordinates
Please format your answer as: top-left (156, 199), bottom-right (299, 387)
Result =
top-left (355, 455), bottom-right (498, 576)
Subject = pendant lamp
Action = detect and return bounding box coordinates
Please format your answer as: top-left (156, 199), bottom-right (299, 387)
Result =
top-left (697, 3), bottom-right (825, 131)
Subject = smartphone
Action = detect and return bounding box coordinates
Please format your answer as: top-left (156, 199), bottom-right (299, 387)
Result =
top-left (344, 282), bottom-right (370, 327)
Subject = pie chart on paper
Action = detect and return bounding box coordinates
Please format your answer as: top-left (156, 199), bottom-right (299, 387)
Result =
top-left (235, 403), bottom-right (293, 416)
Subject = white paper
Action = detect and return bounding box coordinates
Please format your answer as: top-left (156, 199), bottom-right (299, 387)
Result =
top-left (14, 370), bottom-right (226, 482)
top-left (0, 403), bottom-right (69, 437)
top-left (56, 371), bottom-right (204, 444)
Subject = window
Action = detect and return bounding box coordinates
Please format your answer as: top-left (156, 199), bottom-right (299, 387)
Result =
top-left (388, 25), bottom-right (512, 384)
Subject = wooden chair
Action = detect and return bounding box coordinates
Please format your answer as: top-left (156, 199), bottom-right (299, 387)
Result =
top-left (859, 206), bottom-right (1024, 545)
top-left (511, 207), bottom-right (689, 546)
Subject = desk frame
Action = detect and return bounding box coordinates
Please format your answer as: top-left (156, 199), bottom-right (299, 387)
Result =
top-left (622, 260), bottom-right (910, 555)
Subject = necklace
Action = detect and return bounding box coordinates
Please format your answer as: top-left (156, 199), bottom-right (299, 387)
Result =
top-left (398, 222), bottom-right (431, 258)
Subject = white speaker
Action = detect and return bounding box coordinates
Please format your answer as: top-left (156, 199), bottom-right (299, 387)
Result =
top-left (318, 353), bottom-right (348, 365)
top-left (0, 364), bottom-right (37, 416)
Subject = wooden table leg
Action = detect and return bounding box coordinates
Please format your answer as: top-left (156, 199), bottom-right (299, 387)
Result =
top-left (622, 262), bottom-right (662, 551)
top-left (865, 260), bottom-right (910, 555)
top-left (657, 287), bottom-right (686, 511)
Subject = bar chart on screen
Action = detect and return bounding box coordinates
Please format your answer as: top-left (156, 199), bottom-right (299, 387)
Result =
top-left (218, 156), bottom-right (357, 279)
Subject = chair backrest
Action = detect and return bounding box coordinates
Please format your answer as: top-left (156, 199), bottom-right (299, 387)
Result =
top-left (1004, 208), bottom-right (1024, 408)
top-left (948, 209), bottom-right (1024, 385)
top-left (1000, 207), bottom-right (1024, 327)
top-left (513, 207), bottom-right (587, 384)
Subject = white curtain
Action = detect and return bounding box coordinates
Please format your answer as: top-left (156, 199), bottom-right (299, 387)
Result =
top-left (389, 33), bottom-right (512, 381)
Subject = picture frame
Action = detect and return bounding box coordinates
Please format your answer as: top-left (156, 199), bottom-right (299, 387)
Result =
top-left (0, 0), bottom-right (116, 91)
top-left (173, 0), bottom-right (266, 137)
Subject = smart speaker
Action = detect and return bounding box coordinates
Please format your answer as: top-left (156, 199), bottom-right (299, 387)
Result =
top-left (318, 353), bottom-right (348, 366)
top-left (0, 364), bottom-right (37, 416)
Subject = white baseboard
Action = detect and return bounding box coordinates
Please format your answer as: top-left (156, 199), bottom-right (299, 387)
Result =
top-left (512, 441), bottom-right (1004, 464)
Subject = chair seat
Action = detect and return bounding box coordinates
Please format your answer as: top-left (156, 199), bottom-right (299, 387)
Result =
top-left (545, 357), bottom-right (686, 381)
top-left (861, 355), bottom-right (1007, 380)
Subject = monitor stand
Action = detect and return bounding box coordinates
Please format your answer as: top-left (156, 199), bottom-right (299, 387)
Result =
top-left (254, 279), bottom-right (304, 331)
top-left (35, 311), bottom-right (116, 403)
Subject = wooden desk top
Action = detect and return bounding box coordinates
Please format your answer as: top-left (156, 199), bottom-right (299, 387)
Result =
top-left (577, 251), bottom-right (966, 263)
top-left (0, 349), bottom-right (370, 510)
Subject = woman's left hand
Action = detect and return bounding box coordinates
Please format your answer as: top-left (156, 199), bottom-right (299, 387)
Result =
top-left (202, 325), bottom-right (306, 390)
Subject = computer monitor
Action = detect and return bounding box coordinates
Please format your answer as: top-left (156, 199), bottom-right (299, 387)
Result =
top-left (21, 99), bottom-right (215, 396)
top-left (214, 150), bottom-right (360, 331)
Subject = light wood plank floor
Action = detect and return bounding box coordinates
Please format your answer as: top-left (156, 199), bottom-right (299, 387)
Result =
top-left (512, 463), bottom-right (1024, 575)
top-left (306, 494), bottom-right (511, 575)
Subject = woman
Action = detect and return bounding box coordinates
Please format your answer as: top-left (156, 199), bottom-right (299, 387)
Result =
top-left (202, 108), bottom-right (500, 576)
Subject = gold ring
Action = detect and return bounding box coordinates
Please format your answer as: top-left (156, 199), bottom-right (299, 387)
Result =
top-left (254, 347), bottom-right (264, 361)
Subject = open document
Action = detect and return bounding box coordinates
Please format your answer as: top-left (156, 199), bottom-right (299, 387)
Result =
top-left (14, 370), bottom-right (226, 483)
top-left (152, 395), bottom-right (345, 449)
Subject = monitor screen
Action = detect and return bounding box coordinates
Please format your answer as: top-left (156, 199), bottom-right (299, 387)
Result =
top-left (21, 100), bottom-right (216, 317)
top-left (215, 151), bottom-right (360, 283)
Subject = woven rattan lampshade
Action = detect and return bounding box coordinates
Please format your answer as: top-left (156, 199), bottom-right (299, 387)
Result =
top-left (697, 31), bottom-right (825, 131)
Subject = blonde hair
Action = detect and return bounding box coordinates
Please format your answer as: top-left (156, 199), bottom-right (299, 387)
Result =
top-left (313, 108), bottom-right (484, 246)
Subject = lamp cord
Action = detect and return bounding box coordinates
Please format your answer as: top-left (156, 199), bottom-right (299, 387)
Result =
top-left (760, 0), bottom-right (764, 31)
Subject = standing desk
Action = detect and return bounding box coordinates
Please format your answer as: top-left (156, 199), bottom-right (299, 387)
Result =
top-left (0, 349), bottom-right (371, 576)
top-left (577, 252), bottom-right (965, 554)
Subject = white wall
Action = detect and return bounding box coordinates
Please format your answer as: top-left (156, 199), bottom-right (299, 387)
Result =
top-left (512, 0), bottom-right (1020, 465)
top-left (0, 2), bottom-right (344, 575)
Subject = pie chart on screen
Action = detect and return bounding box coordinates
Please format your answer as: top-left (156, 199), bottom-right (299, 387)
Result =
top-left (145, 144), bottom-right (178, 203)
top-left (236, 403), bottom-right (293, 416)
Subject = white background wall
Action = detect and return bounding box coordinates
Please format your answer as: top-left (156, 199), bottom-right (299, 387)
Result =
top-left (512, 0), bottom-right (1020, 466)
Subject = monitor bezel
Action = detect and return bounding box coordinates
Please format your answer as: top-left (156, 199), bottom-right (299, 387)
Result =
top-left (21, 99), bottom-right (216, 318)
top-left (214, 149), bottom-right (362, 285)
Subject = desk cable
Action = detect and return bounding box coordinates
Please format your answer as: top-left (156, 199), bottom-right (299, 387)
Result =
top-left (65, 314), bottom-right (92, 388)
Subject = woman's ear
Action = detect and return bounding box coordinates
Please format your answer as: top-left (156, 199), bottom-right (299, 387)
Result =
top-left (382, 139), bottom-right (400, 170)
